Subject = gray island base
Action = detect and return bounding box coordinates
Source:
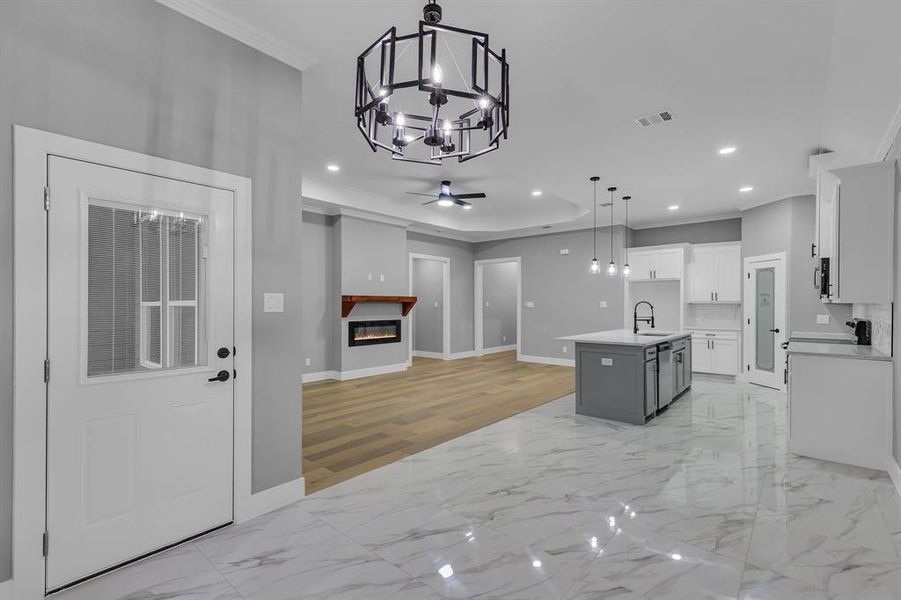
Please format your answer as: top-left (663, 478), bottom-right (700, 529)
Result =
top-left (558, 330), bottom-right (693, 425)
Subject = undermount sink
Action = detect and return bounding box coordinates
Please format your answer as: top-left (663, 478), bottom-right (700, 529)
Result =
top-left (636, 332), bottom-right (673, 337)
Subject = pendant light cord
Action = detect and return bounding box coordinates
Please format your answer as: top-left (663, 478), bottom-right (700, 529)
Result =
top-left (593, 180), bottom-right (598, 258)
top-left (609, 189), bottom-right (614, 261)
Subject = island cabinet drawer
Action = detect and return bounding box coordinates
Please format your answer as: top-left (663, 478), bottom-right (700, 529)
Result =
top-left (575, 347), bottom-right (645, 425)
top-left (644, 347), bottom-right (657, 360)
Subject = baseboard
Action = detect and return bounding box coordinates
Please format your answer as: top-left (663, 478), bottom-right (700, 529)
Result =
top-left (888, 455), bottom-right (901, 497)
top-left (518, 354), bottom-right (575, 367)
top-left (302, 370), bottom-right (339, 383)
top-left (338, 362), bottom-right (408, 381)
top-left (243, 477), bottom-right (305, 522)
top-left (446, 350), bottom-right (477, 360)
top-left (481, 344), bottom-right (517, 355)
top-left (412, 350), bottom-right (445, 359)
top-left (0, 579), bottom-right (13, 600)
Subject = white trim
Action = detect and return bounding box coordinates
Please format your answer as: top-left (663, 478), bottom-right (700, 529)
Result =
top-left (339, 207), bottom-right (411, 228)
top-left (518, 354), bottom-right (575, 368)
top-left (12, 126), bottom-right (254, 599)
top-left (245, 477), bottom-right (306, 520)
top-left (0, 579), bottom-right (13, 600)
top-left (481, 344), bottom-right (517, 354)
top-left (154, 0), bottom-right (318, 71)
top-left (413, 350), bottom-right (446, 359)
top-left (876, 96), bottom-right (901, 161)
top-left (474, 257), bottom-right (522, 359)
top-left (446, 350), bottom-right (478, 360)
top-left (630, 212), bottom-right (741, 231)
top-left (338, 362), bottom-right (408, 381)
top-left (408, 253), bottom-right (451, 365)
top-left (302, 370), bottom-right (340, 384)
top-left (888, 455), bottom-right (901, 497)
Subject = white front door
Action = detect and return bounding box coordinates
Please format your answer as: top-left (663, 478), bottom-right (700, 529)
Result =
top-left (46, 157), bottom-right (235, 591)
top-left (744, 254), bottom-right (787, 389)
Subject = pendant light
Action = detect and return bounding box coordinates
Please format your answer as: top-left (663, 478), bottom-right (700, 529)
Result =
top-left (606, 187), bottom-right (617, 276)
top-left (622, 196), bottom-right (631, 277)
top-left (589, 176), bottom-right (601, 274)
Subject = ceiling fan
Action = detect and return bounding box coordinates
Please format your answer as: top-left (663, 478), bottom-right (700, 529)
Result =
top-left (406, 180), bottom-right (486, 209)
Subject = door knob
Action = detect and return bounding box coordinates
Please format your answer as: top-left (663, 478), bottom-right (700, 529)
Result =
top-left (208, 370), bottom-right (230, 383)
top-left (769, 328), bottom-right (780, 333)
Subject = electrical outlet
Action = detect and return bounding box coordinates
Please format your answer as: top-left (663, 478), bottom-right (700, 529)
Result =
top-left (434, 301), bottom-right (439, 307)
top-left (380, 274), bottom-right (385, 282)
top-left (305, 358), bottom-right (311, 367)
top-left (485, 301), bottom-right (490, 307)
top-left (367, 273), bottom-right (373, 281)
top-left (502, 335), bottom-right (507, 343)
top-left (560, 248), bottom-right (570, 255)
top-left (599, 301), bottom-right (608, 308)
top-left (816, 314), bottom-right (830, 324)
top-left (562, 345), bottom-right (568, 353)
top-left (601, 358), bottom-right (613, 366)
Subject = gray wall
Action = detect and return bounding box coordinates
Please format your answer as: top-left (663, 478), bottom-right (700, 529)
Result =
top-left (474, 226), bottom-right (627, 360)
top-left (407, 232), bottom-right (476, 354)
top-left (412, 258), bottom-right (444, 354)
top-left (482, 262), bottom-right (519, 348)
top-left (0, 0), bottom-right (305, 579)
top-left (631, 218), bottom-right (742, 247)
top-left (302, 212), bottom-right (336, 374)
top-left (742, 196), bottom-right (851, 334)
top-left (338, 216), bottom-right (409, 371)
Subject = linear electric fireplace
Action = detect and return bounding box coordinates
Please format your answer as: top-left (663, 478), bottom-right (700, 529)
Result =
top-left (348, 319), bottom-right (402, 347)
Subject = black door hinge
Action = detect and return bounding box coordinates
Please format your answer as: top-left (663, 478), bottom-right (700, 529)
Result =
top-left (43, 359), bottom-right (50, 383)
top-left (746, 364), bottom-right (750, 372)
top-left (43, 186), bottom-right (50, 211)
top-left (233, 369), bottom-right (237, 380)
top-left (42, 531), bottom-right (49, 557)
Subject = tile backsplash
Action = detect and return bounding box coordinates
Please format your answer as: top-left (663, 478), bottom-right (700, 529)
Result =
top-left (686, 303), bottom-right (742, 330)
top-left (851, 303), bottom-right (892, 355)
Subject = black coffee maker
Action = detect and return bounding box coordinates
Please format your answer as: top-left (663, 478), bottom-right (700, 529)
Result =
top-left (846, 318), bottom-right (872, 346)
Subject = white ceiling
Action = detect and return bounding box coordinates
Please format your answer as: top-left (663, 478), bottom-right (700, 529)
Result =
top-left (175, 0), bottom-right (901, 241)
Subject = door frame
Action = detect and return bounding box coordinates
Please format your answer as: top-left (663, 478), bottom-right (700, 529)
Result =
top-left (742, 252), bottom-right (787, 389)
top-left (473, 257), bottom-right (522, 358)
top-left (12, 126), bottom-right (254, 599)
top-left (408, 253), bottom-right (451, 363)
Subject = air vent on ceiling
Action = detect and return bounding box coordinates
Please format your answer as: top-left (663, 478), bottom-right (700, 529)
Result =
top-left (634, 109), bottom-right (676, 128)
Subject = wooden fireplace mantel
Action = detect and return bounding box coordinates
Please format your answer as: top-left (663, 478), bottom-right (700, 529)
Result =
top-left (341, 295), bottom-right (418, 318)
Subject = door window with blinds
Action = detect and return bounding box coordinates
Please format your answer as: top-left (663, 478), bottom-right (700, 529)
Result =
top-left (86, 200), bottom-right (208, 378)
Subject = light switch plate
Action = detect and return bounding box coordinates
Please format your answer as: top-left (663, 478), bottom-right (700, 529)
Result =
top-left (434, 301), bottom-right (439, 307)
top-left (485, 301), bottom-right (490, 307)
top-left (264, 292), bottom-right (284, 313)
top-left (524, 301), bottom-right (535, 308)
top-left (367, 273), bottom-right (373, 281)
top-left (599, 301), bottom-right (608, 308)
top-left (601, 358), bottom-right (613, 366)
top-left (562, 345), bottom-right (568, 353)
top-left (380, 274), bottom-right (385, 282)
top-left (816, 314), bottom-right (830, 324)
top-left (560, 248), bottom-right (570, 255)
top-left (304, 358), bottom-right (311, 367)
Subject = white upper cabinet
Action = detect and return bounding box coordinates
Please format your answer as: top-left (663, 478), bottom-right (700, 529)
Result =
top-left (811, 155), bottom-right (895, 304)
top-left (689, 243), bottom-right (742, 303)
top-left (626, 247), bottom-right (684, 281)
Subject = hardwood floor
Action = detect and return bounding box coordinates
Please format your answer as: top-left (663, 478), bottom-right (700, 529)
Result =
top-left (302, 351), bottom-right (575, 494)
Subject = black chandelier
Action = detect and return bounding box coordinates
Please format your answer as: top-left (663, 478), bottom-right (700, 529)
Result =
top-left (354, 1), bottom-right (510, 165)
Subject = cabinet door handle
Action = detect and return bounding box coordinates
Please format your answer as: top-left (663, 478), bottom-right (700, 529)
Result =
top-left (811, 243), bottom-right (816, 258)
top-left (715, 292), bottom-right (718, 301)
top-left (814, 267), bottom-right (820, 290)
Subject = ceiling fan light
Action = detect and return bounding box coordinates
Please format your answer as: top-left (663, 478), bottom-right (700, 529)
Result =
top-left (437, 197), bottom-right (455, 207)
top-left (462, 204), bottom-right (472, 210)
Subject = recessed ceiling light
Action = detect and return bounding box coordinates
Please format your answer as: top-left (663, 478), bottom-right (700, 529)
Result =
top-left (668, 205), bottom-right (680, 211)
top-left (326, 164), bottom-right (340, 172)
top-left (531, 190), bottom-right (542, 197)
top-left (718, 146), bottom-right (736, 155)
top-left (739, 186), bottom-right (754, 193)
top-left (438, 564), bottom-right (454, 579)
top-left (532, 560), bottom-right (542, 568)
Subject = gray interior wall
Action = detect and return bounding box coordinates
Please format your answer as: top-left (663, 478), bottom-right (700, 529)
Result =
top-left (474, 226), bottom-right (627, 360)
top-left (412, 259), bottom-right (444, 354)
top-left (481, 262), bottom-right (519, 348)
top-left (338, 216), bottom-right (409, 371)
top-left (407, 232), bottom-right (475, 354)
top-left (631, 218), bottom-right (742, 247)
top-left (742, 196), bottom-right (850, 335)
top-left (302, 212), bottom-right (336, 374)
top-left (0, 1), bottom-right (305, 579)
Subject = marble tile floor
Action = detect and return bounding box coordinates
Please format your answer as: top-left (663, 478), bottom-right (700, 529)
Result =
top-left (55, 378), bottom-right (901, 600)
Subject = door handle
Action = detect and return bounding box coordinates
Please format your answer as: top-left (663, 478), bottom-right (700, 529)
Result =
top-left (208, 370), bottom-right (230, 383)
top-left (769, 328), bottom-right (780, 333)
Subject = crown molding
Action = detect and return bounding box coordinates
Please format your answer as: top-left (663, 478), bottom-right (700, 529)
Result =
top-left (338, 208), bottom-right (411, 228)
top-left (155, 0), bottom-right (319, 71)
top-left (630, 212), bottom-right (741, 230)
top-left (876, 96), bottom-right (901, 161)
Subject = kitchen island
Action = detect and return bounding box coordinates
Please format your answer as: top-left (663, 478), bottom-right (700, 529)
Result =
top-left (558, 329), bottom-right (693, 424)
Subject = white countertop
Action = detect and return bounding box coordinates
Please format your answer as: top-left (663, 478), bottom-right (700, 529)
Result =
top-left (787, 341), bottom-right (891, 362)
top-left (558, 329), bottom-right (692, 347)
top-left (685, 326), bottom-right (742, 332)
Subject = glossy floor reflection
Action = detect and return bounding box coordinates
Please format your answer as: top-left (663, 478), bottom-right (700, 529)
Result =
top-left (56, 378), bottom-right (901, 599)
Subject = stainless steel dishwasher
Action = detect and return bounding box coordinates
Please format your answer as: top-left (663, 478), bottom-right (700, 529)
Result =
top-left (656, 342), bottom-right (674, 410)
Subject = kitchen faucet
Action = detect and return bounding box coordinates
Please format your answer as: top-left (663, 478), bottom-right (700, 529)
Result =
top-left (633, 301), bottom-right (655, 334)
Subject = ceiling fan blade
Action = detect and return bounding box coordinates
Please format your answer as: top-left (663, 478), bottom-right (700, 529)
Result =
top-left (421, 199), bottom-right (439, 205)
top-left (454, 199), bottom-right (472, 207)
top-left (453, 193), bottom-right (487, 200)
top-left (406, 192), bottom-right (436, 198)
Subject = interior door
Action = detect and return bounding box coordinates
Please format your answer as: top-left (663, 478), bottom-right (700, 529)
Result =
top-left (46, 157), bottom-right (235, 591)
top-left (744, 255), bottom-right (787, 389)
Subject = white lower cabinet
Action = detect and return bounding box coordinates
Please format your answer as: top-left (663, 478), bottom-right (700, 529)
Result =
top-left (690, 331), bottom-right (739, 375)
